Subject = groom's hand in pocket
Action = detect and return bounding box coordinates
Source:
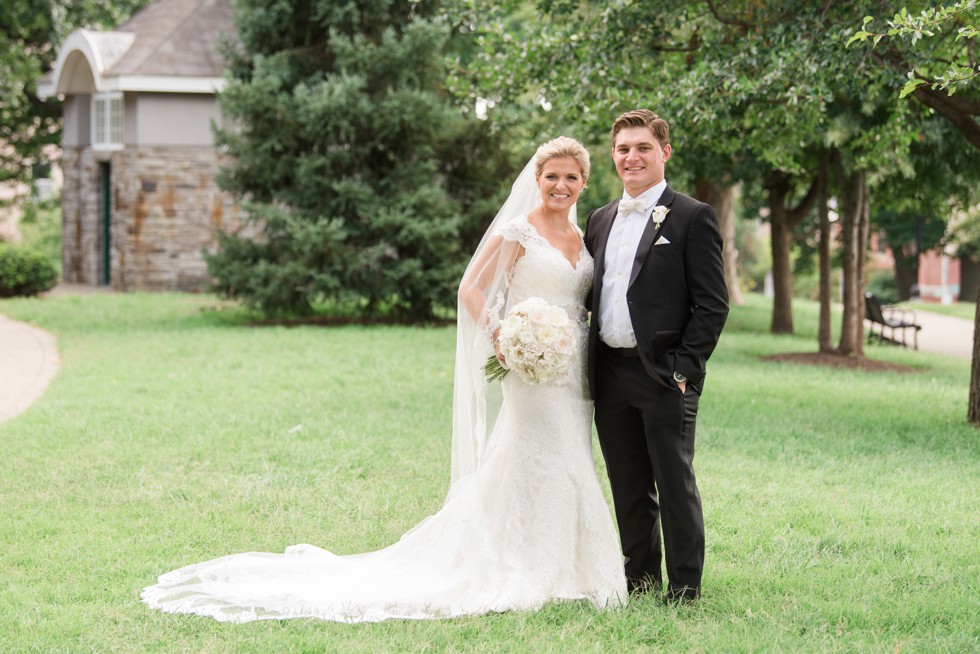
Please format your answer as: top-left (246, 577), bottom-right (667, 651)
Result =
top-left (673, 370), bottom-right (687, 394)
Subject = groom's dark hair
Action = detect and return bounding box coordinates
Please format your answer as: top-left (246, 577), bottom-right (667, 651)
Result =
top-left (611, 109), bottom-right (670, 149)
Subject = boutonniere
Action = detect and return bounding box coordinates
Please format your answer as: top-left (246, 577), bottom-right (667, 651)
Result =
top-left (651, 205), bottom-right (670, 229)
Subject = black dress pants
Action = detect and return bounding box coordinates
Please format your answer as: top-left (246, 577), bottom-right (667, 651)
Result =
top-left (594, 344), bottom-right (704, 597)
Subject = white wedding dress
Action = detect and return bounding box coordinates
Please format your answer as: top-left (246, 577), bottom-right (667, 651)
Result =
top-left (142, 215), bottom-right (627, 622)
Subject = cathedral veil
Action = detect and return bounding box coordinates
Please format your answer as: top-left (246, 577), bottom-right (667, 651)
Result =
top-left (449, 155), bottom-right (577, 494)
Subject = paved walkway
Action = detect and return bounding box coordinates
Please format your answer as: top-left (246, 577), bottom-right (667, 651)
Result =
top-left (0, 298), bottom-right (975, 425)
top-left (0, 313), bottom-right (60, 424)
top-left (904, 309), bottom-right (974, 358)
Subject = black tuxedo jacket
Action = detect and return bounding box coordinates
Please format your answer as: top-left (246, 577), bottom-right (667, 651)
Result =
top-left (584, 185), bottom-right (729, 396)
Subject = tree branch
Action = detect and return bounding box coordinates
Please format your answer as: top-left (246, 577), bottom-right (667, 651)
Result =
top-left (704, 0), bottom-right (751, 32)
top-left (649, 44), bottom-right (699, 53)
top-left (787, 175), bottom-right (821, 227)
top-left (765, 170), bottom-right (821, 228)
top-left (873, 49), bottom-right (980, 114)
top-left (871, 44), bottom-right (980, 150)
top-left (911, 84), bottom-right (980, 150)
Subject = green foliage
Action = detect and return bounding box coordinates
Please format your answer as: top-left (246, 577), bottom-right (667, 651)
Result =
top-left (872, 114), bottom-right (980, 272)
top-left (873, 207), bottom-right (947, 260)
top-left (208, 0), bottom-right (509, 321)
top-left (457, 2), bottom-right (896, 172)
top-left (849, 1), bottom-right (979, 97)
top-left (866, 267), bottom-right (901, 304)
top-left (17, 197), bottom-right (61, 272)
top-left (0, 0), bottom-right (150, 185)
top-left (0, 243), bottom-right (57, 297)
top-left (947, 204), bottom-right (980, 255)
top-left (846, 0), bottom-right (979, 169)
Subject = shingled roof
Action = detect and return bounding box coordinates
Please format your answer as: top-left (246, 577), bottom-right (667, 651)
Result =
top-left (38, 0), bottom-right (235, 98)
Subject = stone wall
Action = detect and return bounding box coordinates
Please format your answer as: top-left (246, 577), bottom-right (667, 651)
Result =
top-left (61, 147), bottom-right (104, 284)
top-left (61, 145), bottom-right (244, 291)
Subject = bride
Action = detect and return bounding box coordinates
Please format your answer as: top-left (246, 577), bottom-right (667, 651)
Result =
top-left (142, 136), bottom-right (627, 623)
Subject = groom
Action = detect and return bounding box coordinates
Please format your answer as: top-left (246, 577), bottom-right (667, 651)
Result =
top-left (584, 109), bottom-right (729, 602)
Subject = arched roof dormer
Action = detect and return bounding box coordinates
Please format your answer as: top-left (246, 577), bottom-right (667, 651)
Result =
top-left (37, 0), bottom-right (232, 99)
top-left (38, 30), bottom-right (136, 98)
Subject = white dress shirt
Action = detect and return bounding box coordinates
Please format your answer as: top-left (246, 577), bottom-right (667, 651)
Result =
top-left (598, 180), bottom-right (667, 348)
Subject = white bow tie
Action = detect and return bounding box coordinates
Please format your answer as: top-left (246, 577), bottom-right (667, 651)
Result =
top-left (618, 198), bottom-right (647, 216)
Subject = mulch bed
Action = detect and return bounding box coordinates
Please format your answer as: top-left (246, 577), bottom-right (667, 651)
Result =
top-left (761, 351), bottom-right (919, 373)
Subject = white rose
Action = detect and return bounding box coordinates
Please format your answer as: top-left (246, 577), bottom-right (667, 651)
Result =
top-left (536, 324), bottom-right (559, 346)
top-left (545, 305), bottom-right (569, 326)
top-left (500, 315), bottom-right (522, 339)
top-left (528, 309), bottom-right (548, 325)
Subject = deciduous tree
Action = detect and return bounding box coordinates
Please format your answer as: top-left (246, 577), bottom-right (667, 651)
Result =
top-left (0, 0), bottom-right (148, 189)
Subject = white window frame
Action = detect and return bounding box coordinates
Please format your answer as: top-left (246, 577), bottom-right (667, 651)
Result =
top-left (91, 92), bottom-right (124, 151)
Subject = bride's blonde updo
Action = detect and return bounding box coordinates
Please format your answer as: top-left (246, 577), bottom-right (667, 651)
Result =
top-left (534, 136), bottom-right (591, 183)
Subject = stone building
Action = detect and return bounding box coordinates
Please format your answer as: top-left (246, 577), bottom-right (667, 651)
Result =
top-left (37, 0), bottom-right (242, 290)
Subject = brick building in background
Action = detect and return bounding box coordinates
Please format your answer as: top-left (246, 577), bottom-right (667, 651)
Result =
top-left (36, 0), bottom-right (244, 290)
top-left (917, 249), bottom-right (962, 304)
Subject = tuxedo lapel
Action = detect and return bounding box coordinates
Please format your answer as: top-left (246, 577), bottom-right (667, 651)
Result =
top-left (594, 202), bottom-right (620, 268)
top-left (628, 186), bottom-right (676, 289)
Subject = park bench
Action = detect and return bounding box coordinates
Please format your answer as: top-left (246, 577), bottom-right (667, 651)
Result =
top-left (864, 292), bottom-right (921, 350)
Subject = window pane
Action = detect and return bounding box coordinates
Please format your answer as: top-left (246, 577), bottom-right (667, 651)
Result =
top-left (93, 97), bottom-right (106, 145)
top-left (91, 92), bottom-right (123, 148)
top-left (109, 96), bottom-right (123, 144)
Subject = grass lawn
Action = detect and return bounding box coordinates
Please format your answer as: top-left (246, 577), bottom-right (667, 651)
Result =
top-left (903, 300), bottom-right (976, 322)
top-left (0, 292), bottom-right (977, 653)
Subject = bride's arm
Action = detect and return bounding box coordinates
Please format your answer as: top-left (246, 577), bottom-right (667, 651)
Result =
top-left (458, 235), bottom-right (522, 343)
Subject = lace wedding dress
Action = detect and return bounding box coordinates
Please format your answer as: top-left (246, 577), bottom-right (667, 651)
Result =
top-left (142, 215), bottom-right (627, 622)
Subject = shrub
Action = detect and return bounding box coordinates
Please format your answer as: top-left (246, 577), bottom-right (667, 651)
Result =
top-left (0, 244), bottom-right (58, 297)
top-left (865, 267), bottom-right (899, 304)
top-left (18, 198), bottom-right (62, 273)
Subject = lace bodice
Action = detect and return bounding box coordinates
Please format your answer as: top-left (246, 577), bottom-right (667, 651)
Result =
top-left (497, 215), bottom-right (593, 318)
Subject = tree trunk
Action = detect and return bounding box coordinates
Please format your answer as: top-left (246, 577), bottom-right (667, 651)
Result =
top-left (968, 286), bottom-right (980, 426)
top-left (695, 178), bottom-right (743, 306)
top-left (838, 200), bottom-right (858, 354)
top-left (766, 170), bottom-right (820, 335)
top-left (893, 244), bottom-right (918, 301)
top-left (838, 168), bottom-right (868, 356)
top-left (854, 178), bottom-right (870, 357)
top-left (767, 173), bottom-right (795, 334)
top-left (817, 154), bottom-right (833, 353)
top-left (769, 206), bottom-right (795, 334)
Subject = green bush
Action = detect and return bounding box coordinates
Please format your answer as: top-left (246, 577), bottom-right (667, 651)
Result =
top-left (18, 198), bottom-right (63, 273)
top-left (0, 244), bottom-right (58, 297)
top-left (865, 267), bottom-right (899, 304)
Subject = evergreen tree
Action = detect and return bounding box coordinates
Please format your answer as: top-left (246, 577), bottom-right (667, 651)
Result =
top-left (206, 0), bottom-right (495, 320)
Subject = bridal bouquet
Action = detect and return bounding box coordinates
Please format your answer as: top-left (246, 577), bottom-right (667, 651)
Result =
top-left (485, 297), bottom-right (576, 384)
